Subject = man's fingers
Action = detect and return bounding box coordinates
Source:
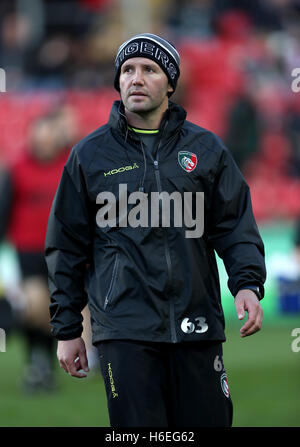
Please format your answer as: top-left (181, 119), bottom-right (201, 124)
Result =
top-left (56, 338), bottom-right (88, 378)
top-left (74, 354), bottom-right (89, 373)
top-left (66, 358), bottom-right (87, 378)
top-left (240, 312), bottom-right (256, 335)
top-left (59, 359), bottom-right (68, 373)
top-left (235, 290), bottom-right (263, 338)
top-left (241, 322), bottom-right (261, 337)
top-left (78, 351), bottom-right (89, 373)
top-left (240, 306), bottom-right (263, 337)
top-left (59, 356), bottom-right (88, 378)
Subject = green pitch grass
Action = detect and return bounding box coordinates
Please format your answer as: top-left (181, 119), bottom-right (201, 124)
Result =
top-left (223, 319), bottom-right (300, 427)
top-left (0, 320), bottom-right (300, 427)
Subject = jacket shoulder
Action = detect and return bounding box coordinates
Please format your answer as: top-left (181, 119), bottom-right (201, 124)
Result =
top-left (183, 120), bottom-right (228, 158)
top-left (68, 123), bottom-right (111, 167)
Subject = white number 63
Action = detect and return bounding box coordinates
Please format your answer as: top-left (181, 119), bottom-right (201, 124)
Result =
top-left (181, 317), bottom-right (208, 334)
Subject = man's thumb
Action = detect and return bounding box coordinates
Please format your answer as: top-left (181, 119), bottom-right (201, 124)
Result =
top-left (236, 301), bottom-right (245, 320)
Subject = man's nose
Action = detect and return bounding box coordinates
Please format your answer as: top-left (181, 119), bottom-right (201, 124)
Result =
top-left (132, 69), bottom-right (144, 85)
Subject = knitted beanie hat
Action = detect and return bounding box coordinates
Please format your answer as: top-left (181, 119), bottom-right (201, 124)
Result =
top-left (114, 33), bottom-right (180, 95)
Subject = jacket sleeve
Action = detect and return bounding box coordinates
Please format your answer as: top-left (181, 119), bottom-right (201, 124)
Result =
top-left (45, 147), bottom-right (92, 340)
top-left (206, 139), bottom-right (266, 299)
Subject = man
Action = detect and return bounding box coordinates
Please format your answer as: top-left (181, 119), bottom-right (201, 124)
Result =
top-left (0, 112), bottom-right (70, 393)
top-left (45, 33), bottom-right (266, 427)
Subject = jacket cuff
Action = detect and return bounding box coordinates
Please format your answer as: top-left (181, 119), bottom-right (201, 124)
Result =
top-left (238, 285), bottom-right (263, 300)
top-left (51, 327), bottom-right (83, 341)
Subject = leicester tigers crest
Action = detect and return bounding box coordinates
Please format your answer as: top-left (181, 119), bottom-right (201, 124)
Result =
top-left (178, 151), bottom-right (197, 173)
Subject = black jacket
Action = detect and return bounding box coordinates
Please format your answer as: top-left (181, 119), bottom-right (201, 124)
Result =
top-left (45, 100), bottom-right (266, 344)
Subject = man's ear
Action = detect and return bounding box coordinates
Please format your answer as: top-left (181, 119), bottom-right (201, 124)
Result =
top-left (168, 83), bottom-right (174, 93)
top-left (167, 83), bottom-right (174, 96)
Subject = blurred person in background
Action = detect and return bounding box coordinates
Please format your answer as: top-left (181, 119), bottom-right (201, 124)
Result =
top-left (45, 33), bottom-right (266, 427)
top-left (0, 10), bottom-right (35, 90)
top-left (0, 108), bottom-right (76, 393)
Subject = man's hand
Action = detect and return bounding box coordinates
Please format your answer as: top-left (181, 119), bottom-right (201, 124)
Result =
top-left (234, 289), bottom-right (263, 337)
top-left (57, 337), bottom-right (89, 378)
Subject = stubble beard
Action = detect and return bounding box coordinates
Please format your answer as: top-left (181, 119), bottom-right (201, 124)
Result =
top-left (125, 95), bottom-right (153, 115)
top-left (124, 93), bottom-right (167, 119)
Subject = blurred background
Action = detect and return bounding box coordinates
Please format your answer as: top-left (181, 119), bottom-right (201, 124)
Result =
top-left (0, 0), bottom-right (300, 427)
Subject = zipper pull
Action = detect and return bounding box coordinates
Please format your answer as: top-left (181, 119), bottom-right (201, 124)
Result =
top-left (154, 160), bottom-right (159, 169)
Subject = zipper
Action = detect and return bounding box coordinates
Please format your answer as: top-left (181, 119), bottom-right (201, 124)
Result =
top-left (153, 156), bottom-right (177, 343)
top-left (104, 253), bottom-right (119, 310)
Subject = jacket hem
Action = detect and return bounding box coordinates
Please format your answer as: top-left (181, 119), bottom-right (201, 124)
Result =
top-left (91, 331), bottom-right (226, 346)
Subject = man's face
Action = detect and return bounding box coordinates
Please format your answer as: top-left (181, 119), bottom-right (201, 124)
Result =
top-left (119, 57), bottom-right (173, 115)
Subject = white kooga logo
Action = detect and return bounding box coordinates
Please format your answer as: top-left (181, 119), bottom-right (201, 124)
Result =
top-left (96, 184), bottom-right (204, 239)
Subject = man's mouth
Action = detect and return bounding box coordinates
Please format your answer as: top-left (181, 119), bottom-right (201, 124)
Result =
top-left (129, 92), bottom-right (147, 97)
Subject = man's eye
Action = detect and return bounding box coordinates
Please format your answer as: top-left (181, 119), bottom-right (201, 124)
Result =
top-left (146, 67), bottom-right (154, 72)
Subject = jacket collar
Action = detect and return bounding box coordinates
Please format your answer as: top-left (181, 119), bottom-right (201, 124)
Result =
top-left (108, 100), bottom-right (187, 143)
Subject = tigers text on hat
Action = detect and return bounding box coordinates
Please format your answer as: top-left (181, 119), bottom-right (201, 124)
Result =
top-left (114, 33), bottom-right (180, 95)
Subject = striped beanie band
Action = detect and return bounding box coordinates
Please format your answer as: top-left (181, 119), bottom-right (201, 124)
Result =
top-left (114, 33), bottom-right (180, 95)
